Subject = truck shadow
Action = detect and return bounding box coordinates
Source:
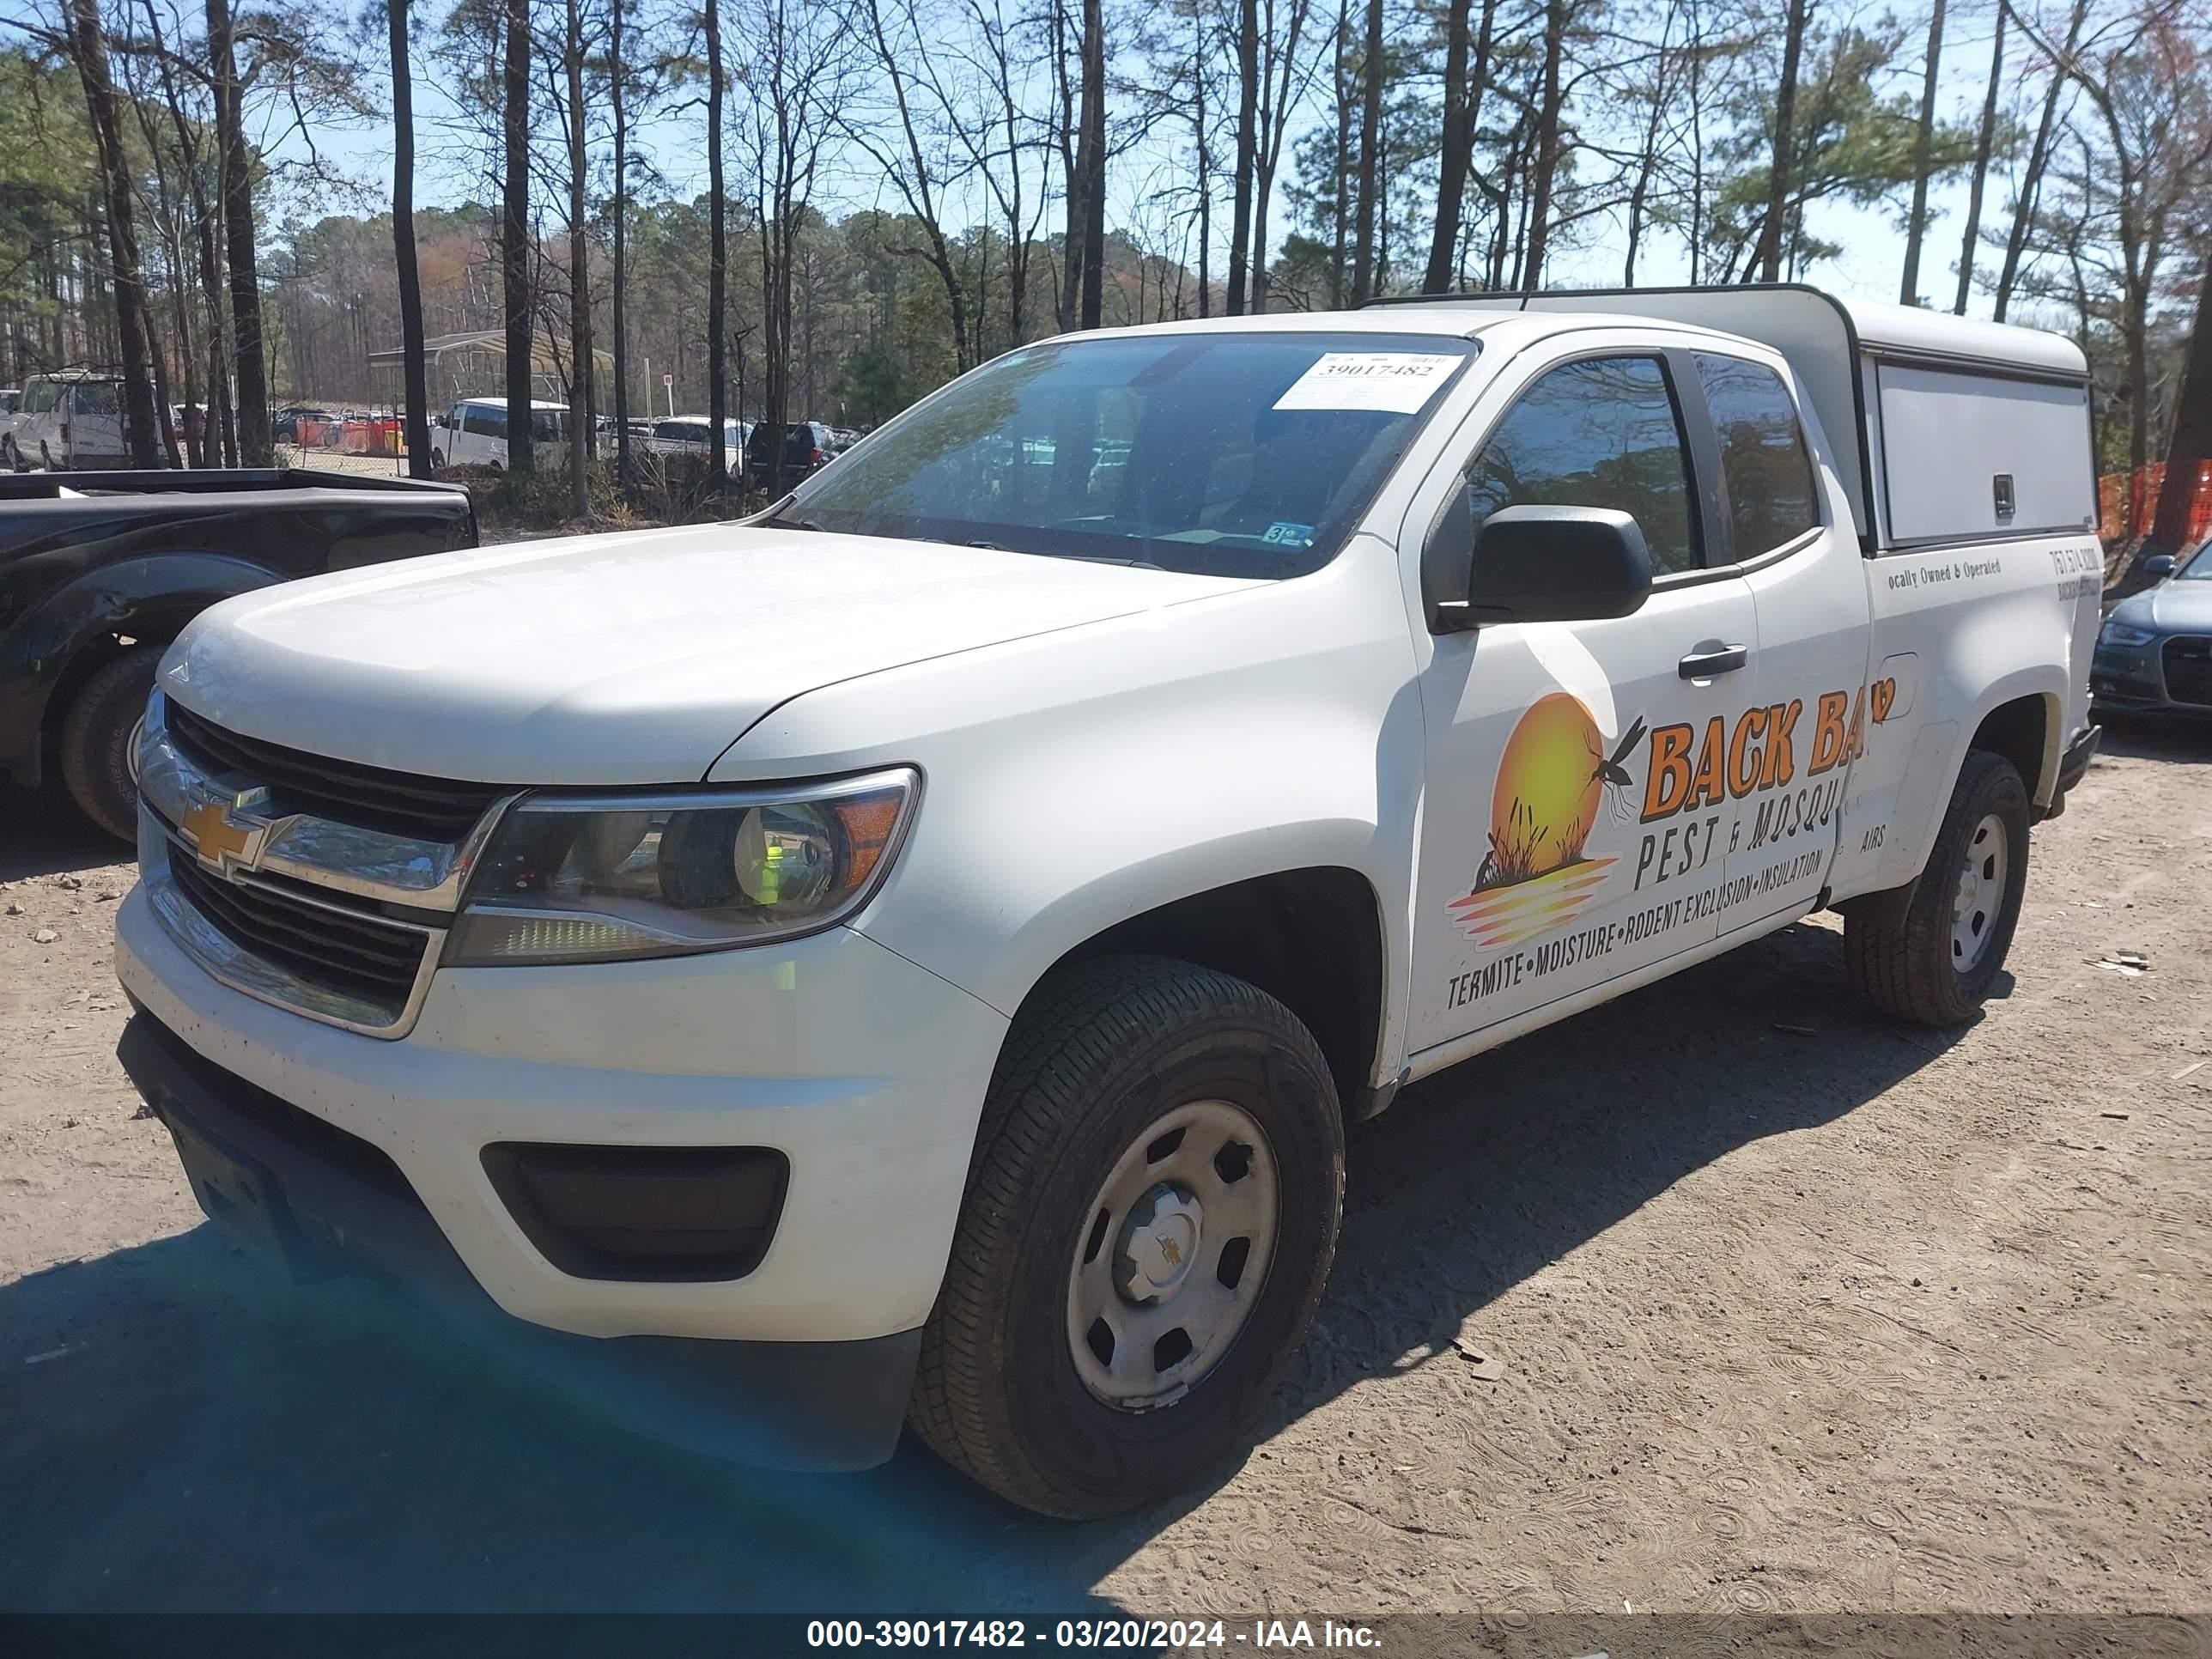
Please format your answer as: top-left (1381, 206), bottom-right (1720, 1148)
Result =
top-left (2093, 714), bottom-right (2212, 768)
top-left (0, 919), bottom-right (1960, 1612)
top-left (0, 781), bottom-right (123, 883)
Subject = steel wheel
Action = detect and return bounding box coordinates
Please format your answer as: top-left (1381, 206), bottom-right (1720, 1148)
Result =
top-left (1950, 811), bottom-right (2008, 969)
top-left (1065, 1097), bottom-right (1280, 1413)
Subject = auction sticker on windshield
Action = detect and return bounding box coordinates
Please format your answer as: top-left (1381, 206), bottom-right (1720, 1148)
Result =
top-left (1273, 351), bottom-right (1462, 413)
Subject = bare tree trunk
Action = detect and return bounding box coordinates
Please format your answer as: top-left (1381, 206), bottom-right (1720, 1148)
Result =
top-left (390, 0), bottom-right (432, 477)
top-left (501, 0), bottom-right (533, 473)
top-left (1952, 0), bottom-right (2003, 313)
top-left (1328, 0), bottom-right (1350, 307)
top-left (1422, 0), bottom-right (1478, 293)
top-left (565, 0), bottom-right (592, 514)
top-left (1054, 0), bottom-right (1081, 328)
top-left (707, 0), bottom-right (728, 490)
top-left (1076, 0), bottom-right (1105, 328)
top-left (1520, 0), bottom-right (1569, 290)
top-left (1992, 0), bottom-right (2083, 322)
top-left (1622, 0), bottom-right (1675, 286)
top-left (1752, 0), bottom-right (1808, 283)
top-left (1226, 0), bottom-right (1258, 313)
top-left (1349, 0), bottom-right (1382, 301)
top-left (2148, 254), bottom-right (2211, 554)
top-left (66, 0), bottom-right (160, 465)
top-left (1193, 3), bottom-right (1211, 316)
top-left (208, 0), bottom-right (269, 463)
top-left (1899, 0), bottom-right (1946, 305)
top-left (611, 0), bottom-right (633, 492)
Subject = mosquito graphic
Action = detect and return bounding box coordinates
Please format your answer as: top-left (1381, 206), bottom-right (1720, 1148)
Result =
top-left (1590, 716), bottom-right (1646, 826)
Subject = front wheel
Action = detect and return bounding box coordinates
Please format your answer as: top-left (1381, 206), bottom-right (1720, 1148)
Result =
top-left (1844, 749), bottom-right (2030, 1025)
top-left (59, 647), bottom-right (161, 842)
top-left (910, 955), bottom-right (1344, 1518)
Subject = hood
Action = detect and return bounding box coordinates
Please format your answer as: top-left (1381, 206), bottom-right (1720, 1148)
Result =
top-left (161, 523), bottom-right (1258, 783)
top-left (2109, 579), bottom-right (2212, 635)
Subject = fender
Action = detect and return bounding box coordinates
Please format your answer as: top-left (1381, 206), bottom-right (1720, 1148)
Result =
top-left (714, 541), bottom-right (1427, 1090)
top-left (0, 550), bottom-right (283, 782)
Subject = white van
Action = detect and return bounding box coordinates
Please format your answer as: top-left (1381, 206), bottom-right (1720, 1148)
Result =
top-left (3, 373), bottom-right (129, 471)
top-left (121, 284), bottom-right (2100, 1518)
top-left (428, 398), bottom-right (571, 472)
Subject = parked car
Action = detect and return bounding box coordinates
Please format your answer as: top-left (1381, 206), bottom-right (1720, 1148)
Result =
top-left (743, 419), bottom-right (835, 489)
top-left (116, 288), bottom-right (2099, 1519)
top-left (4, 371), bottom-right (129, 471)
top-left (272, 405), bottom-right (346, 447)
top-left (428, 398), bottom-right (571, 471)
top-left (2091, 534), bottom-right (2212, 717)
top-left (642, 415), bottom-right (749, 474)
top-left (0, 465), bottom-right (475, 838)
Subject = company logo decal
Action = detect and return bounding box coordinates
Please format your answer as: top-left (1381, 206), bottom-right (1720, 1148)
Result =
top-left (1447, 691), bottom-right (1641, 948)
top-left (1447, 677), bottom-right (1896, 957)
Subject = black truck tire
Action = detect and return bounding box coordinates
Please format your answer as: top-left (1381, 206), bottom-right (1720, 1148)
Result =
top-left (1844, 749), bottom-right (2031, 1026)
top-left (59, 647), bottom-right (161, 843)
top-left (909, 954), bottom-right (1344, 1518)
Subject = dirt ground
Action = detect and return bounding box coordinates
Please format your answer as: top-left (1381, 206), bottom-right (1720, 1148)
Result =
top-left (1, 723), bottom-right (2207, 1616)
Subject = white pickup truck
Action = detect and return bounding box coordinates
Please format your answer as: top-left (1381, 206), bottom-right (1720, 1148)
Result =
top-left (115, 285), bottom-right (2100, 1518)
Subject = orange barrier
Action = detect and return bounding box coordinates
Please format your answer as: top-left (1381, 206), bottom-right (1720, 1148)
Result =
top-left (2101, 460), bottom-right (2212, 544)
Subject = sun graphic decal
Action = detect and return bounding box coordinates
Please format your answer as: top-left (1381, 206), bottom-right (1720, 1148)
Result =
top-left (1447, 691), bottom-right (1644, 949)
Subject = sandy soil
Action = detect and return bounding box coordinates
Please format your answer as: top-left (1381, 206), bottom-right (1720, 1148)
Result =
top-left (1, 724), bottom-right (2206, 1615)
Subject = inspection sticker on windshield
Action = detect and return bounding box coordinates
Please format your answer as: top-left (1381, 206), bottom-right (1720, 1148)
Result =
top-left (1273, 351), bottom-right (1461, 414)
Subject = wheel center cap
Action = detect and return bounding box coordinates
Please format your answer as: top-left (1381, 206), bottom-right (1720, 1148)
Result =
top-left (1115, 1183), bottom-right (1202, 1301)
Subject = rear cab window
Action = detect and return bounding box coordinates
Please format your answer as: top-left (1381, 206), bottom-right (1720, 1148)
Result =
top-left (1692, 354), bottom-right (1820, 557)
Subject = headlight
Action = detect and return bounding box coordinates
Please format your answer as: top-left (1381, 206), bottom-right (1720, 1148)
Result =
top-left (446, 768), bottom-right (918, 965)
top-left (2100, 621), bottom-right (2157, 649)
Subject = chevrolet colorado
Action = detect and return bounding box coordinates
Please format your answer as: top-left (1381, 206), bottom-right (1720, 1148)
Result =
top-left (114, 286), bottom-right (2099, 1517)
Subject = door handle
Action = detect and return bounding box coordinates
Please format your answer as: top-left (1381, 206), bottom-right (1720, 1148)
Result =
top-left (1678, 641), bottom-right (1749, 680)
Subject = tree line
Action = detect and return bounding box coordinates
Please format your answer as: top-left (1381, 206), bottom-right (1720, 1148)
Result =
top-left (0, 0), bottom-right (2206, 539)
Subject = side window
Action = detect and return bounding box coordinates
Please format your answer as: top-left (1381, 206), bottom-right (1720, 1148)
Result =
top-left (73, 381), bottom-right (120, 416)
top-left (464, 404), bottom-right (506, 438)
top-left (1693, 353), bottom-right (1819, 556)
top-left (1463, 356), bottom-right (1699, 575)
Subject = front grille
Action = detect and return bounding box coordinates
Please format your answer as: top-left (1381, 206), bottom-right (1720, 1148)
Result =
top-left (167, 847), bottom-right (428, 1019)
top-left (2160, 636), bottom-right (2212, 707)
top-left (167, 702), bottom-right (506, 842)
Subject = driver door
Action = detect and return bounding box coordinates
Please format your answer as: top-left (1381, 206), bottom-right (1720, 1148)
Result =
top-left (1405, 343), bottom-right (1759, 1056)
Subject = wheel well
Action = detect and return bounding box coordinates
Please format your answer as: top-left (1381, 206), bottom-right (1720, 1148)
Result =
top-left (1048, 867), bottom-right (1389, 1119)
top-left (1971, 695), bottom-right (2052, 804)
top-left (40, 605), bottom-right (196, 752)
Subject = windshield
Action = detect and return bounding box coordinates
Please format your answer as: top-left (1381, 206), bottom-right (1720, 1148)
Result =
top-left (772, 331), bottom-right (1477, 577)
top-left (2178, 544), bottom-right (2212, 580)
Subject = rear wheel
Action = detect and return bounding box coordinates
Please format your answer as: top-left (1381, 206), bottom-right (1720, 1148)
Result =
top-left (59, 647), bottom-right (161, 843)
top-left (1844, 749), bottom-right (2030, 1025)
top-left (910, 954), bottom-right (1344, 1518)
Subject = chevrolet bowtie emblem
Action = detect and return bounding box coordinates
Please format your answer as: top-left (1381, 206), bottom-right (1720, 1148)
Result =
top-left (181, 799), bottom-right (264, 872)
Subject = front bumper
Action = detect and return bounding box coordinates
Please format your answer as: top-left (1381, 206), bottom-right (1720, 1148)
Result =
top-left (118, 1009), bottom-right (923, 1468)
top-left (115, 878), bottom-right (1008, 1350)
top-left (2092, 638), bottom-right (2212, 717)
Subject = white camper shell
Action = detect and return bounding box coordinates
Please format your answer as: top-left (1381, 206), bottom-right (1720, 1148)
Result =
top-left (1400, 285), bottom-right (2098, 553)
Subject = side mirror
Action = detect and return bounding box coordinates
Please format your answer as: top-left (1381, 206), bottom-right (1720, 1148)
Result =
top-left (1434, 504), bottom-right (1654, 630)
top-left (2142, 553), bottom-right (2177, 580)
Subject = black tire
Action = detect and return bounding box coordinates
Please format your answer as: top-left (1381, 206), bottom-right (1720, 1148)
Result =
top-left (910, 954), bottom-right (1345, 1518)
top-left (59, 647), bottom-right (161, 843)
top-left (1844, 749), bottom-right (2030, 1025)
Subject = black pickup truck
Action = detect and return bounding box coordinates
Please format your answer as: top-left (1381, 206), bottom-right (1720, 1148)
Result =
top-left (1, 468), bottom-right (475, 840)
